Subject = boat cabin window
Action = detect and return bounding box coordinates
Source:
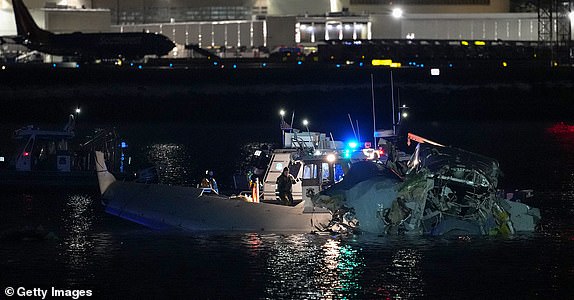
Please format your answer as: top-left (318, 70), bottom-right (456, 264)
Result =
top-left (302, 164), bottom-right (318, 179)
top-left (334, 163), bottom-right (344, 183)
top-left (322, 163), bottom-right (330, 180)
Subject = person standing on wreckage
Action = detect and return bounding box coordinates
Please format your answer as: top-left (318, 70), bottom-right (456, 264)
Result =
top-left (276, 167), bottom-right (296, 206)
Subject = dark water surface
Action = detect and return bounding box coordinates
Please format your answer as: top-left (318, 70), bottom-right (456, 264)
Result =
top-left (1, 120), bottom-right (574, 299)
top-left (1, 67), bottom-right (574, 299)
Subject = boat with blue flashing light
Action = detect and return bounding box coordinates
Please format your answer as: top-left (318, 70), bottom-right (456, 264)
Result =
top-left (93, 125), bottom-right (402, 233)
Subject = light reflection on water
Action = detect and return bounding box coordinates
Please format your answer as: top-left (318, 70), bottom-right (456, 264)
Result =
top-left (2, 121), bottom-right (574, 297)
top-left (144, 143), bottom-right (195, 186)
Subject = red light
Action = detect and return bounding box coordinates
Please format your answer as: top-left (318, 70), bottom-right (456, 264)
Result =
top-left (378, 148), bottom-right (385, 156)
top-left (548, 122), bottom-right (574, 134)
top-left (23, 152), bottom-right (29, 156)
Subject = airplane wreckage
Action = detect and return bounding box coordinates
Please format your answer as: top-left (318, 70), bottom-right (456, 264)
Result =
top-left (313, 134), bottom-right (541, 235)
top-left (95, 133), bottom-right (540, 236)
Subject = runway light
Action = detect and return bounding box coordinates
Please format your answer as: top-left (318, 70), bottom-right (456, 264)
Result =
top-left (431, 68), bottom-right (440, 76)
top-left (372, 59), bottom-right (392, 66)
top-left (0, 156), bottom-right (4, 162)
top-left (359, 62), bottom-right (364, 67)
top-left (297, 61), bottom-right (302, 65)
top-left (461, 41), bottom-right (469, 46)
top-left (169, 63), bottom-right (173, 67)
top-left (475, 40), bottom-right (486, 46)
top-left (336, 64), bottom-right (341, 68)
top-left (502, 61), bottom-right (508, 67)
top-left (23, 152), bottom-right (29, 156)
top-left (1, 65), bottom-right (5, 70)
top-left (138, 65), bottom-right (142, 69)
top-left (52, 63), bottom-right (56, 68)
top-left (262, 63), bottom-right (267, 67)
top-left (569, 11), bottom-right (574, 22)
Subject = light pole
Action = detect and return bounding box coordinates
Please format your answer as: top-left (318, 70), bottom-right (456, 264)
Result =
top-left (74, 107), bottom-right (81, 122)
top-left (303, 119), bottom-right (313, 150)
top-left (280, 109), bottom-right (286, 147)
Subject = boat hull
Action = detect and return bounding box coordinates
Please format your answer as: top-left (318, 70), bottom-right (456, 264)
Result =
top-left (103, 181), bottom-right (332, 232)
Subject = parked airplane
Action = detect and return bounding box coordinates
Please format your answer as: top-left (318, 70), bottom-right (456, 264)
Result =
top-left (11, 0), bottom-right (175, 60)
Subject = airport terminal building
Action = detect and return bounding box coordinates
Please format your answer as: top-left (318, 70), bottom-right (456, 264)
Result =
top-left (0, 0), bottom-right (570, 56)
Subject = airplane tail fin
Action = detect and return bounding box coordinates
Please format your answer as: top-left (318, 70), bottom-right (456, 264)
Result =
top-left (95, 151), bottom-right (116, 195)
top-left (12, 0), bottom-right (51, 41)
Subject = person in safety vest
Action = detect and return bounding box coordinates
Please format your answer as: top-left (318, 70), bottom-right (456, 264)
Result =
top-left (200, 170), bottom-right (219, 193)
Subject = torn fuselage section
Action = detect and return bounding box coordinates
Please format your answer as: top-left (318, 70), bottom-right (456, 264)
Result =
top-left (312, 142), bottom-right (541, 236)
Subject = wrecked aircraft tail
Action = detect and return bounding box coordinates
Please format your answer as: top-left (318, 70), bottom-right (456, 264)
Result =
top-left (95, 151), bottom-right (116, 195)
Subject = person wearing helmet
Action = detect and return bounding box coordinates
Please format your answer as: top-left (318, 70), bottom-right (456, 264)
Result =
top-left (199, 170), bottom-right (219, 193)
top-left (276, 167), bottom-right (296, 206)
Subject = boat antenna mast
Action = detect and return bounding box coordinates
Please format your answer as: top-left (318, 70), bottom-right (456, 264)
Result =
top-left (371, 73), bottom-right (376, 145)
top-left (348, 113), bottom-right (357, 140)
top-left (391, 71), bottom-right (396, 136)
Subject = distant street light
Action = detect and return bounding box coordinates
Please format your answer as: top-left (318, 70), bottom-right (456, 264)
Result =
top-left (75, 107), bottom-right (81, 114)
top-left (392, 8), bottom-right (403, 19)
top-left (279, 109), bottom-right (285, 117)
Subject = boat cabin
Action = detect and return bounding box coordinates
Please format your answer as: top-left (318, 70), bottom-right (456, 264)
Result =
top-left (262, 130), bottom-right (351, 207)
top-left (13, 125), bottom-right (74, 172)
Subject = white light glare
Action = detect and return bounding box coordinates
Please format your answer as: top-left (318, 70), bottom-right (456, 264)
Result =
top-left (75, 108), bottom-right (81, 114)
top-left (392, 8), bottom-right (403, 19)
top-left (402, 112), bottom-right (408, 118)
top-left (303, 119), bottom-right (309, 126)
top-left (279, 109), bottom-right (285, 117)
top-left (326, 154), bottom-right (336, 163)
